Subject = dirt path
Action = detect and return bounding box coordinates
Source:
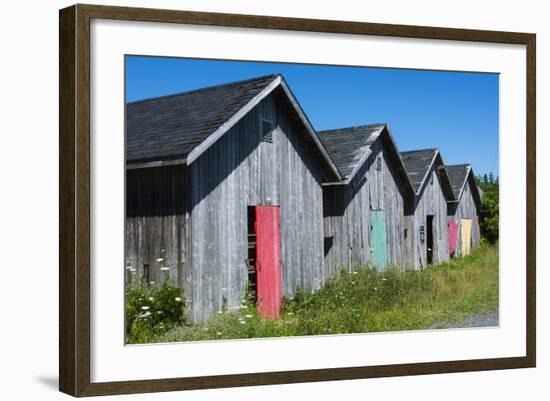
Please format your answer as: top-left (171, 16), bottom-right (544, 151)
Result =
top-left (429, 312), bottom-right (499, 329)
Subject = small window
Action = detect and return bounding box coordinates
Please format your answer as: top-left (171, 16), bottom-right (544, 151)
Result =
top-left (261, 119), bottom-right (273, 142)
top-left (404, 228), bottom-right (408, 239)
top-left (376, 156), bottom-right (382, 171)
top-left (430, 174), bottom-right (434, 185)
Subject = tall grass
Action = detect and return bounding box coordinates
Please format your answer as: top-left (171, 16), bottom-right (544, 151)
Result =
top-left (133, 244), bottom-right (498, 344)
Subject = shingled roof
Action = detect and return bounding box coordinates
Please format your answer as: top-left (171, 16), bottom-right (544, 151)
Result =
top-left (126, 74), bottom-right (341, 180)
top-left (317, 124), bottom-right (385, 179)
top-left (400, 148), bottom-right (438, 192)
top-left (446, 164), bottom-right (471, 199)
top-left (317, 124), bottom-right (415, 194)
top-left (126, 74), bottom-right (278, 163)
top-left (400, 148), bottom-right (456, 200)
top-left (446, 164), bottom-right (482, 207)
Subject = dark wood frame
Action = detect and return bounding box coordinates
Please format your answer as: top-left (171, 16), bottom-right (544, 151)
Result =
top-left (59, 3), bottom-right (536, 397)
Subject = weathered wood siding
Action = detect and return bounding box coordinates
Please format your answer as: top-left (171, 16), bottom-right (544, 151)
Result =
top-left (447, 177), bottom-right (481, 256)
top-left (323, 136), bottom-right (409, 274)
top-left (190, 91), bottom-right (325, 322)
top-left (125, 166), bottom-right (192, 299)
top-left (406, 166), bottom-right (449, 269)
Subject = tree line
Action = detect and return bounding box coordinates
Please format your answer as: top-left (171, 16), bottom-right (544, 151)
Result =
top-left (476, 173), bottom-right (499, 244)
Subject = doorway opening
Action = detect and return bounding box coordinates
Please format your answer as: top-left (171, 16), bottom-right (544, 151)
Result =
top-left (426, 215), bottom-right (434, 265)
top-left (246, 206), bottom-right (257, 303)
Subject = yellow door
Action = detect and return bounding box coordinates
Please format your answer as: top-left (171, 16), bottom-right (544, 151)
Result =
top-left (461, 219), bottom-right (472, 256)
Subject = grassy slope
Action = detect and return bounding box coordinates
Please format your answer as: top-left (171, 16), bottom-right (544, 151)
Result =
top-left (148, 244), bottom-right (499, 343)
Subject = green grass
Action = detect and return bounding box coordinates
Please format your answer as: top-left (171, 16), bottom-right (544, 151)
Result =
top-left (138, 244), bottom-right (498, 344)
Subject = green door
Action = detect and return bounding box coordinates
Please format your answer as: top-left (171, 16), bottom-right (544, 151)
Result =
top-left (371, 210), bottom-right (388, 271)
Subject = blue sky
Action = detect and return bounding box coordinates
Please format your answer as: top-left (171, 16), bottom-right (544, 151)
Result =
top-left (126, 56), bottom-right (499, 176)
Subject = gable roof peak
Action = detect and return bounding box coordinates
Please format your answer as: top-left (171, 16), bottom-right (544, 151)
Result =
top-left (317, 124), bottom-right (387, 180)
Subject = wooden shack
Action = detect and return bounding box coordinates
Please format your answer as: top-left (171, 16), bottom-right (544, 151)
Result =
top-left (318, 125), bottom-right (415, 273)
top-left (400, 149), bottom-right (456, 269)
top-left (446, 164), bottom-right (482, 257)
top-left (126, 74), bottom-right (341, 322)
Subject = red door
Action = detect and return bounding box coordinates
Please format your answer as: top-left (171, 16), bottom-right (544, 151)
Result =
top-left (448, 218), bottom-right (459, 256)
top-left (255, 206), bottom-right (282, 319)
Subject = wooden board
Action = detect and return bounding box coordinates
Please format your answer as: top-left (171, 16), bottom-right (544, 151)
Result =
top-left (370, 210), bottom-right (388, 270)
top-left (255, 206), bottom-right (282, 319)
top-left (448, 218), bottom-right (459, 256)
top-left (461, 218), bottom-right (472, 256)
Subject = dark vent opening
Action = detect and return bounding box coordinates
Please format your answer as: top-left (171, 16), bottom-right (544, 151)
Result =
top-left (261, 119), bottom-right (273, 142)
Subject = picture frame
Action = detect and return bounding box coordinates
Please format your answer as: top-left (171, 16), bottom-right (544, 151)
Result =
top-left (59, 3), bottom-right (536, 397)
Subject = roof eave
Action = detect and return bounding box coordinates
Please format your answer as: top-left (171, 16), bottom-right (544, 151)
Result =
top-left (383, 126), bottom-right (416, 197)
top-left (277, 78), bottom-right (342, 182)
top-left (126, 158), bottom-right (187, 170)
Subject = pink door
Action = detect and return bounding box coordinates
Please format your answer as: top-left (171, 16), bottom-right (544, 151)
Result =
top-left (448, 218), bottom-right (459, 256)
top-left (255, 206), bottom-right (282, 319)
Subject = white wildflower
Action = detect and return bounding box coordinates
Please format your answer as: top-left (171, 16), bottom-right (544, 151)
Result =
top-left (239, 305), bottom-right (248, 309)
top-left (240, 320), bottom-right (246, 325)
top-left (156, 311), bottom-right (163, 315)
top-left (287, 312), bottom-right (294, 316)
top-left (374, 287), bottom-right (377, 291)
top-left (156, 257), bottom-right (164, 262)
top-left (174, 297), bottom-right (181, 302)
top-left (141, 306), bottom-right (150, 310)
top-left (245, 314), bottom-right (252, 318)
top-left (217, 310), bottom-right (223, 314)
top-left (216, 331), bottom-right (222, 335)
top-left (352, 271), bottom-right (358, 275)
top-left (149, 281), bottom-right (155, 285)
top-left (148, 297), bottom-right (154, 302)
top-left (382, 278), bottom-right (387, 281)
top-left (160, 266), bottom-right (169, 271)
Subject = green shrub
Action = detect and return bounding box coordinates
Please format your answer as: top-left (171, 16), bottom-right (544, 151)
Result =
top-left (477, 173), bottom-right (499, 243)
top-left (125, 280), bottom-right (186, 343)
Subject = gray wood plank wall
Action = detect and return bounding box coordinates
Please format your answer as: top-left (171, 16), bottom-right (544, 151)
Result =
top-left (323, 135), bottom-right (408, 274)
top-left (406, 166), bottom-right (450, 269)
top-left (125, 165), bottom-right (192, 299)
top-left (447, 176), bottom-right (481, 257)
top-left (190, 91), bottom-right (325, 322)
